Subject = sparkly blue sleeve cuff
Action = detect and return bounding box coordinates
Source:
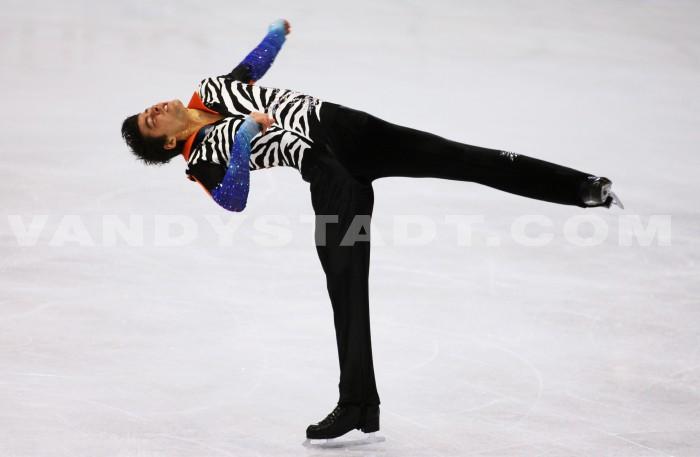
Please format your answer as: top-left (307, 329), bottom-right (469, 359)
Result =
top-left (211, 117), bottom-right (261, 212)
top-left (239, 20), bottom-right (287, 82)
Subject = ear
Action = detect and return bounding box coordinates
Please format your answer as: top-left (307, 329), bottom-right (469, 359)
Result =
top-left (163, 136), bottom-right (178, 150)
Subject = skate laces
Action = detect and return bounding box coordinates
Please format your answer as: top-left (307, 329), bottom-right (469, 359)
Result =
top-left (319, 405), bottom-right (344, 425)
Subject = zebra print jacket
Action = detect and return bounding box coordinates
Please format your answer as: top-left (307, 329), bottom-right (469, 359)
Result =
top-left (181, 19), bottom-right (328, 212)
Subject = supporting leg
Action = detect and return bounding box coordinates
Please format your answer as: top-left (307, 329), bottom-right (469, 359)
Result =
top-left (308, 155), bottom-right (380, 407)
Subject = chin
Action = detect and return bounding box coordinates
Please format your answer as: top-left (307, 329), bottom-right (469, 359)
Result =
top-left (172, 99), bottom-right (185, 114)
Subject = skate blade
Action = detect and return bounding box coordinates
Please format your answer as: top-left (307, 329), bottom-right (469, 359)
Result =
top-left (303, 431), bottom-right (386, 449)
top-left (609, 191), bottom-right (625, 209)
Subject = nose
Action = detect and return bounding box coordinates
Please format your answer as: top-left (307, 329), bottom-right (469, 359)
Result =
top-left (152, 104), bottom-right (161, 114)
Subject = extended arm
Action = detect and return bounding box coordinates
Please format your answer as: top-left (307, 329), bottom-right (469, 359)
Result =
top-left (225, 19), bottom-right (290, 84)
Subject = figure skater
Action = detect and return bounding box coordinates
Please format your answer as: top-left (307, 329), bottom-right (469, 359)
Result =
top-left (121, 18), bottom-right (623, 445)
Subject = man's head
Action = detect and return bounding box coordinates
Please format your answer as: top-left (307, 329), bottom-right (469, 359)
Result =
top-left (121, 99), bottom-right (188, 165)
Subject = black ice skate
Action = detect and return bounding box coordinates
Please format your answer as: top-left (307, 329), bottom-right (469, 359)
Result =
top-left (579, 176), bottom-right (624, 209)
top-left (303, 404), bottom-right (385, 448)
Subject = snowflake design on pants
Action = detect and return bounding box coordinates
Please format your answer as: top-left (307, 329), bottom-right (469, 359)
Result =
top-left (500, 150), bottom-right (518, 161)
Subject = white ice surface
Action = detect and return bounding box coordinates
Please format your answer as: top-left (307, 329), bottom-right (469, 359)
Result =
top-left (1, 1), bottom-right (699, 456)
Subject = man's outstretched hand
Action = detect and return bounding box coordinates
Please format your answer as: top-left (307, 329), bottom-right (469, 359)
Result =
top-left (250, 112), bottom-right (274, 134)
top-left (269, 19), bottom-right (291, 36)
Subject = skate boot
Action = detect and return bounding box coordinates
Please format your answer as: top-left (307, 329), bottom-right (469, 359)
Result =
top-left (303, 403), bottom-right (384, 448)
top-left (579, 176), bottom-right (624, 209)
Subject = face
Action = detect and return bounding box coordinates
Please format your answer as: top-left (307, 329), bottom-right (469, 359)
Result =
top-left (137, 99), bottom-right (186, 149)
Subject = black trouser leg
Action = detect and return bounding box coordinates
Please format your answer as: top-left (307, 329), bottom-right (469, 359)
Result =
top-left (307, 154), bottom-right (380, 407)
top-left (326, 106), bottom-right (594, 207)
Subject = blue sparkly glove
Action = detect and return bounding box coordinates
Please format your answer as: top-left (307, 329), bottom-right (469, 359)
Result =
top-left (237, 20), bottom-right (287, 82)
top-left (211, 117), bottom-right (261, 212)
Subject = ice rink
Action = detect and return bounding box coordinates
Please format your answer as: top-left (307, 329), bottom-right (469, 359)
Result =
top-left (1, 1), bottom-right (699, 456)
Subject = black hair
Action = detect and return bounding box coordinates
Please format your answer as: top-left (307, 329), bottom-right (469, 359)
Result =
top-left (121, 114), bottom-right (183, 165)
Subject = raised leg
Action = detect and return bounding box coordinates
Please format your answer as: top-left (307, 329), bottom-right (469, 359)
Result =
top-left (325, 106), bottom-right (597, 208)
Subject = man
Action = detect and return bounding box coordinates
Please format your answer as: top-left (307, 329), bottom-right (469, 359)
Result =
top-left (121, 18), bottom-right (623, 444)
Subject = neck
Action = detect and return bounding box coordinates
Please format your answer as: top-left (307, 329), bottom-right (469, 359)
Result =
top-left (176, 108), bottom-right (223, 141)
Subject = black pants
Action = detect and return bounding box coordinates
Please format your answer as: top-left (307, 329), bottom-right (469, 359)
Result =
top-left (301, 103), bottom-right (595, 407)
